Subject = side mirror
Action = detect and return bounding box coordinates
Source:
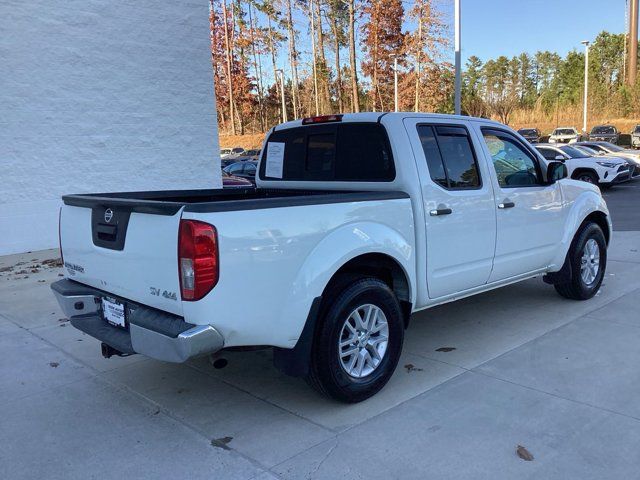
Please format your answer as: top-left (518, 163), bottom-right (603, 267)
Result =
top-left (554, 155), bottom-right (566, 161)
top-left (547, 161), bottom-right (568, 183)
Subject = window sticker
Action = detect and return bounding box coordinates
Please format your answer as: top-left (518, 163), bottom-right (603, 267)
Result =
top-left (265, 142), bottom-right (285, 178)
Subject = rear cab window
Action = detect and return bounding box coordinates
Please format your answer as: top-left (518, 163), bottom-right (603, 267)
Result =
top-left (259, 123), bottom-right (395, 182)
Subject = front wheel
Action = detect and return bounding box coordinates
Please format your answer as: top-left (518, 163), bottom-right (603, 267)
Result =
top-left (306, 277), bottom-right (404, 403)
top-left (554, 222), bottom-right (607, 300)
top-left (576, 171), bottom-right (599, 185)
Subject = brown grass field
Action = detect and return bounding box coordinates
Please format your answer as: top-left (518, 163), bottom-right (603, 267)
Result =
top-left (219, 109), bottom-right (640, 150)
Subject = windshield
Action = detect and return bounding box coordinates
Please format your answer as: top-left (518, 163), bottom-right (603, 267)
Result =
top-left (554, 129), bottom-right (576, 136)
top-left (599, 142), bottom-right (623, 152)
top-left (518, 129), bottom-right (537, 136)
top-left (591, 126), bottom-right (615, 134)
top-left (573, 145), bottom-right (598, 156)
top-left (558, 146), bottom-right (586, 159)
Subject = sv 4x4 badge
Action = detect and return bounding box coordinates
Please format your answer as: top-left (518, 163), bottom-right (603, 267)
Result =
top-left (149, 287), bottom-right (177, 301)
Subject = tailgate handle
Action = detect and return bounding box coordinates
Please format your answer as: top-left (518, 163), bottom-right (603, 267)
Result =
top-left (96, 224), bottom-right (117, 240)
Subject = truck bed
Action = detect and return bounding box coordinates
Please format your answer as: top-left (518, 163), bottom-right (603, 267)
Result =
top-left (62, 188), bottom-right (409, 215)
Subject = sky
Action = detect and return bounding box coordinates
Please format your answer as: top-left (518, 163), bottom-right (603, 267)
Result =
top-left (259, 0), bottom-right (633, 85)
top-left (449, 0), bottom-right (630, 63)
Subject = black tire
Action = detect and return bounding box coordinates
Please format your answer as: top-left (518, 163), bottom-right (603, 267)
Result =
top-left (575, 171), bottom-right (598, 185)
top-left (554, 222), bottom-right (607, 300)
top-left (306, 277), bottom-right (404, 403)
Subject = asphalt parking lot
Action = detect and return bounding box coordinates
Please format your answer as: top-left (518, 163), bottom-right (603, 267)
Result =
top-left (1, 182), bottom-right (639, 480)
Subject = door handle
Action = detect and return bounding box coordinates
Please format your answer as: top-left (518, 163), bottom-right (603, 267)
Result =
top-left (498, 201), bottom-right (515, 209)
top-left (429, 208), bottom-right (452, 216)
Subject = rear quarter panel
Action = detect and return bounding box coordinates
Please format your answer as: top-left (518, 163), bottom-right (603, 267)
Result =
top-left (180, 197), bottom-right (415, 348)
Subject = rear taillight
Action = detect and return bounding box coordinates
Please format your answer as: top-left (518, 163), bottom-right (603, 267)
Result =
top-left (178, 220), bottom-right (219, 301)
top-left (58, 207), bottom-right (64, 264)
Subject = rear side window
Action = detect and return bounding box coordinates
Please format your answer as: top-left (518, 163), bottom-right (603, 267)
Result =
top-left (259, 123), bottom-right (395, 182)
top-left (416, 125), bottom-right (481, 189)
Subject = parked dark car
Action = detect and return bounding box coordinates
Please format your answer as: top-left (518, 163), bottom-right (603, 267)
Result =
top-left (223, 160), bottom-right (258, 184)
top-left (242, 149), bottom-right (261, 161)
top-left (631, 125), bottom-right (640, 149)
top-left (222, 170), bottom-right (253, 188)
top-left (589, 125), bottom-right (619, 144)
top-left (517, 128), bottom-right (541, 143)
top-left (221, 157), bottom-right (239, 169)
top-left (231, 149), bottom-right (261, 162)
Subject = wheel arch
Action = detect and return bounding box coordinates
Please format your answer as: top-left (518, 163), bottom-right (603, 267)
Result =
top-left (549, 190), bottom-right (611, 272)
top-left (322, 252), bottom-right (412, 328)
top-left (571, 168), bottom-right (599, 182)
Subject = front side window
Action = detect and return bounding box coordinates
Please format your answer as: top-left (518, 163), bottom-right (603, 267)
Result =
top-left (482, 129), bottom-right (542, 187)
top-left (601, 142), bottom-right (623, 152)
top-left (537, 147), bottom-right (559, 161)
top-left (417, 125), bottom-right (480, 189)
top-left (558, 146), bottom-right (586, 158)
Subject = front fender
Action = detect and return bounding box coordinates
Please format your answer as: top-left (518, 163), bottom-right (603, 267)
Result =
top-left (279, 221), bottom-right (415, 346)
top-left (549, 183), bottom-right (611, 270)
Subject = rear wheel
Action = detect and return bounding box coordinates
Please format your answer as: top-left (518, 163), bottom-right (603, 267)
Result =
top-left (554, 222), bottom-right (607, 300)
top-left (306, 277), bottom-right (404, 403)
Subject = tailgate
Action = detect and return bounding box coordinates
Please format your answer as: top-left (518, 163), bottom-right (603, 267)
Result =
top-left (60, 200), bottom-right (183, 316)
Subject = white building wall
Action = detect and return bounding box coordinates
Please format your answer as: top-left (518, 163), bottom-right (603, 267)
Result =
top-left (0, 0), bottom-right (221, 255)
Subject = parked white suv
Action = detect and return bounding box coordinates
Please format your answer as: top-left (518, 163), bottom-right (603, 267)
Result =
top-left (549, 127), bottom-right (580, 144)
top-left (535, 144), bottom-right (632, 186)
top-left (52, 113), bottom-right (611, 402)
top-left (576, 141), bottom-right (640, 178)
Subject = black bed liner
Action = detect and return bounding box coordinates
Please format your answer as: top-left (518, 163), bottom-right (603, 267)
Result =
top-left (62, 188), bottom-right (409, 216)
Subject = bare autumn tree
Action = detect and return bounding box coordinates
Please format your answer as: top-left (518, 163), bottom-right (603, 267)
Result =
top-left (248, 2), bottom-right (266, 131)
top-left (219, 0), bottom-right (236, 134)
top-left (347, 0), bottom-right (360, 112)
top-left (406, 0), bottom-right (448, 112)
top-left (230, 0), bottom-right (258, 134)
top-left (327, 0), bottom-right (348, 112)
top-left (256, 1), bottom-right (285, 111)
top-left (305, 0), bottom-right (321, 114)
top-left (210, 0), bottom-right (229, 129)
top-left (283, 0), bottom-right (301, 118)
top-left (314, 0), bottom-right (333, 112)
top-left (361, 0), bottom-right (404, 111)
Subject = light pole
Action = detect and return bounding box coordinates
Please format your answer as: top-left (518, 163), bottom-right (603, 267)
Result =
top-left (276, 69), bottom-right (288, 123)
top-left (390, 54), bottom-right (399, 112)
top-left (454, 0), bottom-right (461, 115)
top-left (581, 40), bottom-right (590, 134)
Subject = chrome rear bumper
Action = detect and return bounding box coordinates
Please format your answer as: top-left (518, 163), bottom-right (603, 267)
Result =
top-left (51, 279), bottom-right (224, 362)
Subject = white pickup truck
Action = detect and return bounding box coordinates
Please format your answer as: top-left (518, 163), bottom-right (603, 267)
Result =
top-left (52, 113), bottom-right (611, 403)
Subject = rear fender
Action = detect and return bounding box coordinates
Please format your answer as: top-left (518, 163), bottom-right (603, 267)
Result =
top-left (280, 221), bottom-right (415, 346)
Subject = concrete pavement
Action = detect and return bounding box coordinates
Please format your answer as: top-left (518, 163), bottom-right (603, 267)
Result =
top-left (1, 231), bottom-right (639, 479)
